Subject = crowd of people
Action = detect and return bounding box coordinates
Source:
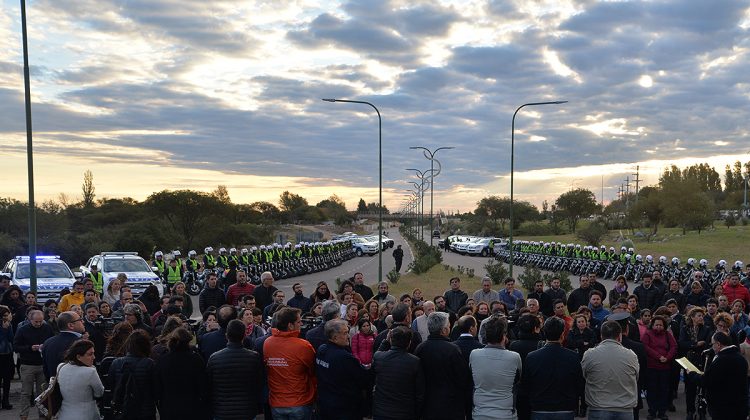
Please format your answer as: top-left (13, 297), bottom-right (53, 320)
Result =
top-left (1, 263), bottom-right (749, 420)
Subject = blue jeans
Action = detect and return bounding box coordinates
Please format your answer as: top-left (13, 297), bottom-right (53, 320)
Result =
top-left (531, 412), bottom-right (575, 420)
top-left (586, 409), bottom-right (634, 420)
top-left (271, 405), bottom-right (313, 420)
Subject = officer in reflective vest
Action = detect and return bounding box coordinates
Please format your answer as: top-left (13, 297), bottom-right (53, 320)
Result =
top-left (88, 265), bottom-right (104, 294)
top-left (166, 259), bottom-right (182, 293)
top-left (152, 251), bottom-right (166, 278)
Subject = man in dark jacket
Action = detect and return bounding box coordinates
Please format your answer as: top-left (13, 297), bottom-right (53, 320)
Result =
top-left (199, 273), bottom-right (226, 313)
top-left (696, 331), bottom-right (748, 420)
top-left (414, 311), bottom-right (471, 420)
top-left (374, 303), bottom-right (422, 353)
top-left (353, 272), bottom-right (374, 302)
top-left (527, 280), bottom-right (553, 317)
top-left (253, 272), bottom-right (278, 312)
top-left (443, 277), bottom-right (468, 314)
top-left (372, 326), bottom-right (425, 420)
top-left (316, 319), bottom-right (370, 419)
top-left (305, 300), bottom-right (340, 351)
top-left (200, 305), bottom-right (237, 361)
top-left (453, 315), bottom-right (483, 365)
top-left (13, 309), bottom-right (53, 416)
top-left (509, 314), bottom-right (544, 419)
top-left (207, 319), bottom-right (262, 420)
top-left (286, 283), bottom-right (313, 313)
top-left (41, 311), bottom-right (84, 379)
top-left (524, 317), bottom-right (584, 417)
top-left (632, 273), bottom-right (662, 311)
top-left (108, 330), bottom-right (157, 419)
top-left (567, 276), bottom-right (593, 314)
top-left (544, 277), bottom-right (567, 311)
top-left (392, 245), bottom-right (404, 272)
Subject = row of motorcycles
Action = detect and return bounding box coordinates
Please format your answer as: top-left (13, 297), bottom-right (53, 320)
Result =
top-left (495, 248), bottom-right (748, 287)
top-left (180, 248), bottom-right (356, 295)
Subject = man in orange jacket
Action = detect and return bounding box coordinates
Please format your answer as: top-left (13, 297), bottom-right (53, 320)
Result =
top-left (263, 307), bottom-right (316, 419)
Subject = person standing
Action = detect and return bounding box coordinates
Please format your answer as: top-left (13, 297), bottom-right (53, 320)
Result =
top-left (523, 317), bottom-right (584, 420)
top-left (444, 277), bottom-right (469, 314)
top-left (567, 276), bottom-right (593, 315)
top-left (352, 272), bottom-right (374, 302)
top-left (107, 331), bottom-right (157, 420)
top-left (287, 283), bottom-right (313, 314)
top-left (581, 321), bottom-right (639, 420)
top-left (55, 339), bottom-right (104, 420)
top-left (41, 311), bottom-right (84, 379)
top-left (315, 319), bottom-right (370, 419)
top-left (453, 315), bottom-right (483, 366)
top-left (226, 270), bottom-right (255, 307)
top-left (696, 331), bottom-right (748, 420)
top-left (200, 305), bottom-right (237, 361)
top-left (473, 277), bottom-right (500, 304)
top-left (499, 278), bottom-right (525, 311)
top-left (372, 326), bottom-right (425, 420)
top-left (470, 314), bottom-right (521, 420)
top-left (641, 315), bottom-right (677, 420)
top-left (13, 309), bottom-right (53, 416)
top-left (0, 306), bottom-right (14, 409)
top-left (253, 272), bottom-right (278, 313)
top-left (198, 272), bottom-right (226, 313)
top-left (392, 245), bottom-right (404, 272)
top-left (155, 327), bottom-right (209, 419)
top-left (527, 280), bottom-right (553, 318)
top-left (206, 320), bottom-right (262, 420)
top-left (263, 307), bottom-right (316, 419)
top-left (415, 311), bottom-right (471, 420)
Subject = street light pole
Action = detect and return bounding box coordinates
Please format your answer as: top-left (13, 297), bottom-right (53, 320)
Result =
top-left (406, 169), bottom-right (433, 241)
top-left (407, 183), bottom-right (421, 238)
top-left (322, 98), bottom-right (383, 282)
top-left (509, 101), bottom-right (567, 278)
top-left (410, 146), bottom-right (454, 246)
top-left (20, 0), bottom-right (37, 293)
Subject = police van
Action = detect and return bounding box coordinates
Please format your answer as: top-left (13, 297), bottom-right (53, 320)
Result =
top-left (1, 255), bottom-right (80, 301)
top-left (80, 252), bottom-right (164, 297)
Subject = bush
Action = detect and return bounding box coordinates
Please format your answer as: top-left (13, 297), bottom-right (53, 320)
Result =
top-left (543, 270), bottom-right (574, 292)
top-left (576, 221), bottom-right (608, 246)
top-left (516, 222), bottom-right (553, 236)
top-left (742, 217), bottom-right (749, 226)
top-left (484, 259), bottom-right (509, 285)
top-left (725, 214), bottom-right (737, 229)
top-left (518, 264), bottom-right (574, 293)
top-left (386, 269), bottom-right (400, 284)
top-left (407, 239), bottom-right (442, 274)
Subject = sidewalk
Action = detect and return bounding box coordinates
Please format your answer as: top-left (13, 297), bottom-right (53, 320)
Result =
top-left (5, 376), bottom-right (42, 419)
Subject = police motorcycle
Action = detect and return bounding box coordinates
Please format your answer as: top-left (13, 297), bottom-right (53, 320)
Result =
top-left (183, 250), bottom-right (204, 296)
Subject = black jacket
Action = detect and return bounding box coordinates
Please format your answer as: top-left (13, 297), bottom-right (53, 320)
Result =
top-left (354, 284), bottom-right (374, 302)
top-left (565, 327), bottom-right (596, 358)
top-left (453, 335), bottom-right (484, 366)
top-left (414, 335), bottom-right (471, 420)
top-left (154, 348), bottom-right (208, 420)
top-left (206, 342), bottom-right (262, 420)
top-left (528, 291), bottom-right (553, 317)
top-left (567, 286), bottom-right (592, 314)
top-left (315, 343), bottom-right (370, 420)
top-left (701, 346), bottom-right (748, 420)
top-left (544, 287), bottom-right (567, 307)
top-left (253, 285), bottom-right (278, 313)
top-left (443, 289), bottom-right (468, 314)
top-left (372, 347), bottom-right (425, 420)
top-left (678, 324), bottom-right (713, 367)
top-left (662, 290), bottom-right (687, 312)
top-left (41, 331), bottom-right (79, 379)
top-left (304, 324), bottom-right (327, 352)
top-left (198, 286), bottom-right (226, 314)
top-left (13, 322), bottom-right (53, 365)
top-left (108, 355), bottom-right (157, 419)
top-left (622, 336), bottom-right (648, 401)
top-left (200, 328), bottom-right (227, 361)
top-left (286, 295), bottom-right (313, 313)
top-left (374, 321), bottom-right (422, 354)
top-left (633, 284), bottom-right (662, 311)
top-left (523, 343), bottom-right (584, 412)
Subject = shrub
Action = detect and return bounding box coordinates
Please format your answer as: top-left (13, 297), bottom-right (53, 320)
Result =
top-left (386, 269), bottom-right (400, 284)
top-left (518, 264), bottom-right (574, 293)
top-left (484, 259), bottom-right (509, 285)
top-left (576, 221), bottom-right (608, 246)
top-left (407, 239), bottom-right (442, 274)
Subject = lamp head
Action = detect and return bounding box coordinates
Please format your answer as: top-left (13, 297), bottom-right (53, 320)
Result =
top-left (321, 98), bottom-right (337, 102)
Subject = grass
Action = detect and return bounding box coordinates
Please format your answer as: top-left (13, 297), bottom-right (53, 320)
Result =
top-left (516, 225), bottom-right (750, 264)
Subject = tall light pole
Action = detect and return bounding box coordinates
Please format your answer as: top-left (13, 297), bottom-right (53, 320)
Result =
top-left (322, 98), bottom-right (383, 282)
top-left (406, 169), bottom-right (433, 240)
top-left (407, 183), bottom-right (422, 238)
top-left (509, 100), bottom-right (567, 277)
top-left (20, 0), bottom-right (37, 293)
top-left (410, 146), bottom-right (454, 246)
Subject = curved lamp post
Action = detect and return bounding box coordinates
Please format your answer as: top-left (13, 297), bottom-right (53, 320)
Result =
top-left (322, 98), bottom-right (383, 282)
top-left (509, 101), bottom-right (567, 277)
top-left (410, 146), bottom-right (454, 246)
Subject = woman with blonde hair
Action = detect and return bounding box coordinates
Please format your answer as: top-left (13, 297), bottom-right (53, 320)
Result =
top-left (102, 277), bottom-right (123, 305)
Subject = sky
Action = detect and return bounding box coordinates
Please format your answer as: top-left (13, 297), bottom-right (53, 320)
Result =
top-left (1, 0), bottom-right (749, 213)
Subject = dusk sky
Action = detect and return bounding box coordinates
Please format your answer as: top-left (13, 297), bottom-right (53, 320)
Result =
top-left (1, 0), bottom-right (749, 212)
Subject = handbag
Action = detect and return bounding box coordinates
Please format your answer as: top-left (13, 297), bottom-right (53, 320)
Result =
top-left (35, 363), bottom-right (64, 419)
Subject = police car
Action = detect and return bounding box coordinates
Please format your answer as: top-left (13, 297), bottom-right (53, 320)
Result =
top-left (1, 255), bottom-right (80, 301)
top-left (80, 252), bottom-right (164, 297)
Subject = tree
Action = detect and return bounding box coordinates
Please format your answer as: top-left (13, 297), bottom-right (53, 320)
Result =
top-left (82, 170), bottom-right (96, 208)
top-left (554, 189), bottom-right (599, 233)
top-left (250, 201), bottom-right (281, 223)
top-left (212, 185), bottom-right (232, 204)
top-left (357, 198), bottom-right (367, 213)
top-left (145, 190), bottom-right (222, 249)
top-left (725, 213), bottom-right (737, 229)
top-left (279, 191), bottom-right (309, 223)
top-left (631, 186), bottom-right (664, 238)
top-left (474, 196), bottom-right (539, 235)
top-left (576, 221), bottom-right (608, 246)
top-left (659, 167), bottom-right (715, 234)
top-left (317, 195), bottom-right (352, 225)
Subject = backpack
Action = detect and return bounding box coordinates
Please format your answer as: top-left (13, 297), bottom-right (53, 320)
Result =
top-left (111, 359), bottom-right (144, 420)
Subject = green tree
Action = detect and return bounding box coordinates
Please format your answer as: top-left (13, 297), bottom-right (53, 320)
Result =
top-left (145, 190), bottom-right (223, 249)
top-left (317, 195), bottom-right (352, 225)
top-left (554, 188), bottom-right (599, 233)
top-left (474, 196), bottom-right (539, 235)
top-left (279, 191), bottom-right (309, 223)
top-left (576, 221), bottom-right (608, 246)
top-left (82, 170), bottom-right (96, 208)
top-left (357, 198), bottom-right (367, 212)
top-left (659, 168), bottom-right (715, 234)
top-left (631, 186), bottom-right (664, 238)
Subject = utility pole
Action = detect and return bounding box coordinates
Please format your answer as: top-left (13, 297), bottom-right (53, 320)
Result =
top-left (632, 166), bottom-right (641, 202)
top-left (601, 175), bottom-right (604, 206)
top-left (624, 176), bottom-right (631, 210)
